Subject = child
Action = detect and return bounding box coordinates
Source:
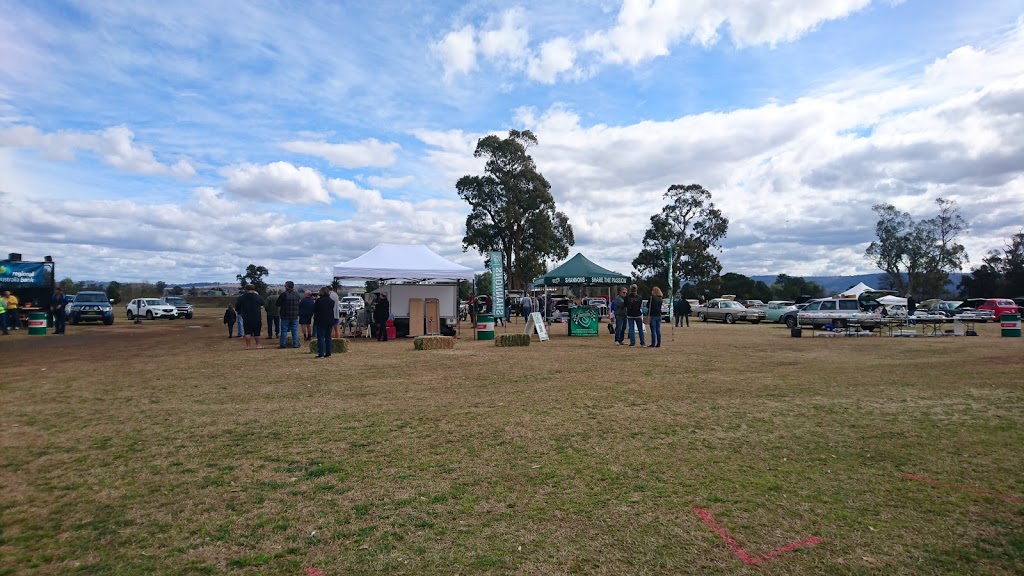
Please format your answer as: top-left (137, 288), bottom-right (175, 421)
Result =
top-left (223, 304), bottom-right (237, 338)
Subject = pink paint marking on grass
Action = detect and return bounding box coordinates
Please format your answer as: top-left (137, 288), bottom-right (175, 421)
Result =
top-left (693, 507), bottom-right (822, 566)
top-left (902, 473), bottom-right (1024, 504)
top-left (306, 568), bottom-right (323, 576)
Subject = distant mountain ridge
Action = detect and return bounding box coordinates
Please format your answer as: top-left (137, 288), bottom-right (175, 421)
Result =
top-left (749, 273), bottom-right (965, 296)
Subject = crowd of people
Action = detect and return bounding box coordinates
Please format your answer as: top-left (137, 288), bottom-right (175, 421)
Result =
top-left (224, 285), bottom-right (393, 356)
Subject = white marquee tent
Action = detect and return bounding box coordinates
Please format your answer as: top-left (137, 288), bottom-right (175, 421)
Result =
top-left (839, 282), bottom-right (875, 297)
top-left (332, 243), bottom-right (476, 282)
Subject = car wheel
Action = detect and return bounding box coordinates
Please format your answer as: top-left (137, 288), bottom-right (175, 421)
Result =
top-left (785, 316), bottom-right (797, 329)
top-left (697, 312), bottom-right (706, 322)
top-left (126, 310), bottom-right (134, 320)
top-left (104, 318), bottom-right (114, 326)
top-left (186, 313), bottom-right (193, 319)
top-left (724, 314), bottom-right (735, 324)
top-left (69, 314), bottom-right (78, 325)
top-left (146, 310), bottom-right (154, 320)
top-left (750, 319), bottom-right (760, 324)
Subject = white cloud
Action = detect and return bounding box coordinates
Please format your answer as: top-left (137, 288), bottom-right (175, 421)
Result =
top-left (0, 125), bottom-right (196, 178)
top-left (433, 24), bottom-right (477, 83)
top-left (366, 174), bottom-right (415, 189)
top-left (437, 0), bottom-right (877, 82)
top-left (278, 138), bottom-right (400, 168)
top-left (221, 162), bottom-right (329, 204)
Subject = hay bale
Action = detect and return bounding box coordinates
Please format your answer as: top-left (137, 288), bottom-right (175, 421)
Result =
top-left (414, 336), bottom-right (454, 350)
top-left (496, 333), bottom-right (531, 347)
top-left (307, 338), bottom-right (350, 354)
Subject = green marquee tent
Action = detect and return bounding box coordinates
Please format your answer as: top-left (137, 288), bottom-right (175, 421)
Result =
top-left (533, 253), bottom-right (630, 287)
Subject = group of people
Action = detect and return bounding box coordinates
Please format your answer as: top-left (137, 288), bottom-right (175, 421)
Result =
top-left (223, 285), bottom-right (392, 356)
top-left (607, 285), bottom-right (692, 348)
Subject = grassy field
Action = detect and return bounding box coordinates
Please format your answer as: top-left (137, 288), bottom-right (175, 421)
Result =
top-left (2, 308), bottom-right (1023, 575)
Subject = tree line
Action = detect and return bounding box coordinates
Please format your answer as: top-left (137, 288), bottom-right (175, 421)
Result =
top-left (457, 129), bottom-right (1014, 303)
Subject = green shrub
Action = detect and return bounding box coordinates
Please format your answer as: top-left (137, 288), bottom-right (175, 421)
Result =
top-left (496, 333), bottom-right (531, 347)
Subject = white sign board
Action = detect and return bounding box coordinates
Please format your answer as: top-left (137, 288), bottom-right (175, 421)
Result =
top-left (524, 312), bottom-right (549, 341)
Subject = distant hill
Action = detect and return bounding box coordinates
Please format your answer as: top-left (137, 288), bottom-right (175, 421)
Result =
top-left (750, 273), bottom-right (965, 296)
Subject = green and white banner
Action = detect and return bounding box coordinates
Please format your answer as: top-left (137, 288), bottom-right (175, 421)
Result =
top-left (489, 251), bottom-right (504, 318)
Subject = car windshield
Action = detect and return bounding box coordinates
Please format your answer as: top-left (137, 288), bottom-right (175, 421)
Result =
top-left (341, 297), bottom-right (361, 304)
top-left (165, 298), bottom-right (185, 305)
top-left (144, 299), bottom-right (163, 305)
top-left (76, 293), bottom-right (107, 303)
top-left (721, 301), bottom-right (743, 309)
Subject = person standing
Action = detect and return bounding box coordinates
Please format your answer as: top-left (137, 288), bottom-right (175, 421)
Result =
top-left (612, 287), bottom-right (627, 345)
top-left (235, 285), bottom-right (265, 349)
top-left (265, 293), bottom-right (280, 339)
top-left (680, 297), bottom-right (691, 327)
top-left (50, 287), bottom-right (69, 334)
top-left (649, 286), bottom-right (664, 348)
top-left (277, 281), bottom-right (301, 348)
top-left (223, 304), bottom-right (237, 338)
top-left (3, 290), bottom-right (19, 330)
top-left (906, 293), bottom-right (917, 326)
top-left (375, 293), bottom-right (390, 342)
top-left (673, 294), bottom-right (684, 327)
top-left (313, 286), bottom-right (335, 358)
top-left (625, 284), bottom-right (645, 347)
top-left (298, 290), bottom-right (315, 341)
top-left (521, 293), bottom-right (533, 322)
top-left (504, 294), bottom-right (512, 324)
top-left (329, 289), bottom-right (341, 338)
top-left (0, 294), bottom-right (8, 335)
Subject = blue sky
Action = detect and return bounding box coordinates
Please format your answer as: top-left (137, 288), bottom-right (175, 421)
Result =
top-left (2, 0), bottom-right (1023, 284)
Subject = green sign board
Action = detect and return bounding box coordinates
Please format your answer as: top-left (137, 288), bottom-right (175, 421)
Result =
top-left (569, 306), bottom-right (600, 337)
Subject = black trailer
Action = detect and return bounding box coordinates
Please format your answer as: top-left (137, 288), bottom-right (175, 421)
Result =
top-left (0, 253), bottom-right (56, 328)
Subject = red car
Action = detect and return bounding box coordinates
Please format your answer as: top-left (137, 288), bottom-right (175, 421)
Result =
top-left (977, 299), bottom-right (1020, 320)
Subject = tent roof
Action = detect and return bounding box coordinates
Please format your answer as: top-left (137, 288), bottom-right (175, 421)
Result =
top-left (534, 253), bottom-right (630, 286)
top-left (332, 243), bottom-right (475, 282)
top-left (839, 281), bottom-right (875, 297)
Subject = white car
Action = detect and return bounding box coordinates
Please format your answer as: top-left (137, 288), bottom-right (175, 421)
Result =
top-left (126, 298), bottom-right (178, 320)
top-left (339, 296), bottom-right (365, 315)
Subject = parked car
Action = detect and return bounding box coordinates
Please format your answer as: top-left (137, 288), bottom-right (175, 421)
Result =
top-left (764, 301), bottom-right (796, 323)
top-left (794, 297), bottom-right (882, 329)
top-left (340, 296), bottom-right (365, 316)
top-left (977, 298), bottom-right (1020, 320)
top-left (927, 300), bottom-right (963, 317)
top-left (583, 297), bottom-right (608, 317)
top-left (64, 293), bottom-right (77, 318)
top-left (126, 298), bottom-right (178, 320)
top-left (641, 299), bottom-right (670, 322)
top-left (163, 296), bottom-right (194, 319)
top-left (693, 299), bottom-right (765, 324)
top-left (67, 291), bottom-right (114, 325)
top-left (744, 300), bottom-right (766, 309)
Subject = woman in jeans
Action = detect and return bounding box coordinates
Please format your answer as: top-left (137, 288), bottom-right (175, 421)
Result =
top-left (649, 286), bottom-right (664, 348)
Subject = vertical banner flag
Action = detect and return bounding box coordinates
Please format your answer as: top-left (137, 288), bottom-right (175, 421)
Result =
top-left (490, 251), bottom-right (504, 319)
top-left (667, 244), bottom-right (674, 324)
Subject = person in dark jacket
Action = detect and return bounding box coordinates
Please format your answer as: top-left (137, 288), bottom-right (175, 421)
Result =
top-left (297, 290), bottom-right (316, 341)
top-left (680, 298), bottom-right (691, 327)
top-left (235, 285), bottom-right (265, 349)
top-left (624, 284), bottom-right (645, 347)
top-left (649, 286), bottom-right (664, 348)
top-left (313, 286), bottom-right (336, 358)
top-left (611, 287), bottom-right (627, 345)
top-left (276, 281), bottom-right (301, 348)
top-left (223, 304), bottom-right (237, 338)
top-left (375, 293), bottom-right (390, 341)
top-left (265, 294), bottom-right (280, 339)
top-left (50, 287), bottom-right (69, 334)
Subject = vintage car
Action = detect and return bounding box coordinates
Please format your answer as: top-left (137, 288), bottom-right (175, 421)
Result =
top-left (693, 299), bottom-right (765, 324)
top-left (764, 300), bottom-right (796, 323)
top-left (794, 297), bottom-right (882, 329)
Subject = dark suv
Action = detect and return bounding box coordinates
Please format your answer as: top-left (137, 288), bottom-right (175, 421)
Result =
top-left (163, 296), bottom-right (194, 319)
top-left (68, 291), bottom-right (115, 325)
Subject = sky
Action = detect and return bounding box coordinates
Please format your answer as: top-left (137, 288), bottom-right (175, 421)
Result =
top-left (1, 0), bottom-right (1023, 285)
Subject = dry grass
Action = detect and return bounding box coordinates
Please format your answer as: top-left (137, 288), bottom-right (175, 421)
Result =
top-left (1, 309), bottom-right (1023, 575)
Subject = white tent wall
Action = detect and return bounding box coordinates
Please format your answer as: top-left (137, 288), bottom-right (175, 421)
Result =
top-left (374, 284), bottom-right (459, 318)
top-left (333, 243), bottom-right (475, 282)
